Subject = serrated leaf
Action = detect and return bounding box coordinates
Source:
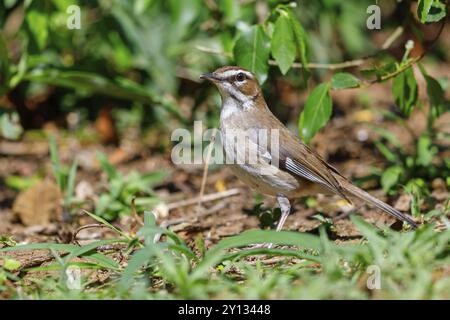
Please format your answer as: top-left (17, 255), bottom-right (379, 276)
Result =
top-left (233, 25), bottom-right (271, 83)
top-left (331, 72), bottom-right (360, 89)
top-left (392, 67), bottom-right (418, 117)
top-left (271, 14), bottom-right (296, 74)
top-left (299, 83), bottom-right (332, 143)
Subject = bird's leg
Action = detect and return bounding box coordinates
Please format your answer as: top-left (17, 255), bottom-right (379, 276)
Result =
top-left (249, 195), bottom-right (292, 249)
top-left (264, 195), bottom-right (291, 249)
top-left (275, 194), bottom-right (291, 231)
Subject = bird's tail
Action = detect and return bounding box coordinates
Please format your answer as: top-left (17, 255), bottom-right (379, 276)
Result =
top-left (339, 179), bottom-right (418, 228)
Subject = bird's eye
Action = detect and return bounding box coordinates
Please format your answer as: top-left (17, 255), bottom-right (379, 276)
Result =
top-left (235, 72), bottom-right (246, 82)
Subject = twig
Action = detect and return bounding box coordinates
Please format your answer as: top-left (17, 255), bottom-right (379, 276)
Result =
top-left (382, 26), bottom-right (404, 50)
top-left (196, 45), bottom-right (366, 70)
top-left (150, 189), bottom-right (239, 242)
top-left (196, 128), bottom-right (217, 214)
top-left (160, 202), bottom-right (228, 230)
top-left (153, 202), bottom-right (228, 241)
top-left (72, 224), bottom-right (109, 246)
top-left (367, 16), bottom-right (446, 85)
top-left (197, 15), bottom-right (445, 80)
top-left (196, 25), bottom-right (404, 71)
top-left (167, 188), bottom-right (241, 211)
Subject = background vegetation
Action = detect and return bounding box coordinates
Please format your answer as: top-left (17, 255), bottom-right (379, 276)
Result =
top-left (0, 0), bottom-right (449, 300)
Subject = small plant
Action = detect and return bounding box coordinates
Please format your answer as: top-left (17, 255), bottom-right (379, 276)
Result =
top-left (244, 203), bottom-right (281, 229)
top-left (369, 63), bottom-right (450, 197)
top-left (0, 235), bottom-right (17, 248)
top-left (95, 152), bottom-right (167, 220)
top-left (49, 135), bottom-right (79, 214)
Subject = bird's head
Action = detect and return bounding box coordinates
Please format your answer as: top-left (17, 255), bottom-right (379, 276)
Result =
top-left (201, 66), bottom-right (262, 107)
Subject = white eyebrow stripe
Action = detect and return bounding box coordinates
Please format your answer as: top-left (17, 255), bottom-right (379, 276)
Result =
top-left (220, 69), bottom-right (253, 79)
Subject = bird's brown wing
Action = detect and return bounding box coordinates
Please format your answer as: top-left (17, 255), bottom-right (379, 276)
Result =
top-left (263, 114), bottom-right (350, 202)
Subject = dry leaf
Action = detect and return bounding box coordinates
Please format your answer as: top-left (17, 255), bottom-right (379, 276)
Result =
top-left (394, 194), bottom-right (412, 212)
top-left (13, 181), bottom-right (62, 226)
top-left (215, 179), bottom-right (227, 193)
top-left (95, 106), bottom-right (117, 144)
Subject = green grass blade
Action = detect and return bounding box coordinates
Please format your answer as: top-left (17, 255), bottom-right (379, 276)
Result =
top-left (83, 210), bottom-right (131, 240)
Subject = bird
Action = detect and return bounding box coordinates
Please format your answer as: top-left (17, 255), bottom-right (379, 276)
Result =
top-left (200, 66), bottom-right (418, 235)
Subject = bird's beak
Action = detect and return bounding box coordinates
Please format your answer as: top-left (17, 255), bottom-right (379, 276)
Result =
top-left (200, 72), bottom-right (221, 82)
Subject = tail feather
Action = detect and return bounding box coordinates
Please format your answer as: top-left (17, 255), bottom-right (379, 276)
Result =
top-left (340, 180), bottom-right (418, 228)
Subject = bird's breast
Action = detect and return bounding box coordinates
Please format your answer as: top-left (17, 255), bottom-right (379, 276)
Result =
top-left (220, 124), bottom-right (302, 197)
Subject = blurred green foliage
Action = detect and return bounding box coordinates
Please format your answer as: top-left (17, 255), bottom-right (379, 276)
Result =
top-left (0, 0), bottom-right (403, 135)
top-left (95, 152), bottom-right (166, 220)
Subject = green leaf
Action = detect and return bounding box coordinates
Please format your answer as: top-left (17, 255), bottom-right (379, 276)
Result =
top-left (0, 243), bottom-right (78, 253)
top-left (96, 152), bottom-right (119, 181)
top-left (26, 10), bottom-right (48, 50)
top-left (350, 216), bottom-right (386, 262)
top-left (3, 258), bottom-right (21, 271)
top-left (64, 160), bottom-right (78, 205)
top-left (81, 252), bottom-right (121, 270)
top-left (374, 141), bottom-right (398, 162)
top-left (271, 14), bottom-right (296, 75)
top-left (286, 9), bottom-right (309, 82)
top-left (83, 210), bottom-right (131, 240)
top-left (119, 246), bottom-right (157, 291)
top-left (418, 0), bottom-right (434, 23)
top-left (51, 0), bottom-right (78, 12)
top-left (426, 2), bottom-right (447, 22)
top-left (64, 239), bottom-right (127, 264)
top-left (4, 175), bottom-right (40, 191)
top-left (299, 83), bottom-right (332, 143)
top-left (168, 0), bottom-right (200, 28)
top-left (381, 165), bottom-right (403, 193)
top-left (418, 0), bottom-right (447, 23)
top-left (331, 72), bottom-right (360, 89)
top-left (233, 25), bottom-right (271, 83)
top-left (0, 111), bottom-right (23, 140)
top-left (361, 61), bottom-right (397, 80)
top-left (49, 135), bottom-right (64, 191)
top-left (416, 134), bottom-right (436, 166)
top-left (419, 65), bottom-right (447, 120)
top-left (219, 0), bottom-right (240, 25)
top-left (194, 229), bottom-right (323, 276)
top-left (392, 67), bottom-right (418, 117)
top-left (0, 35), bottom-right (10, 95)
top-left (368, 125), bottom-right (402, 149)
